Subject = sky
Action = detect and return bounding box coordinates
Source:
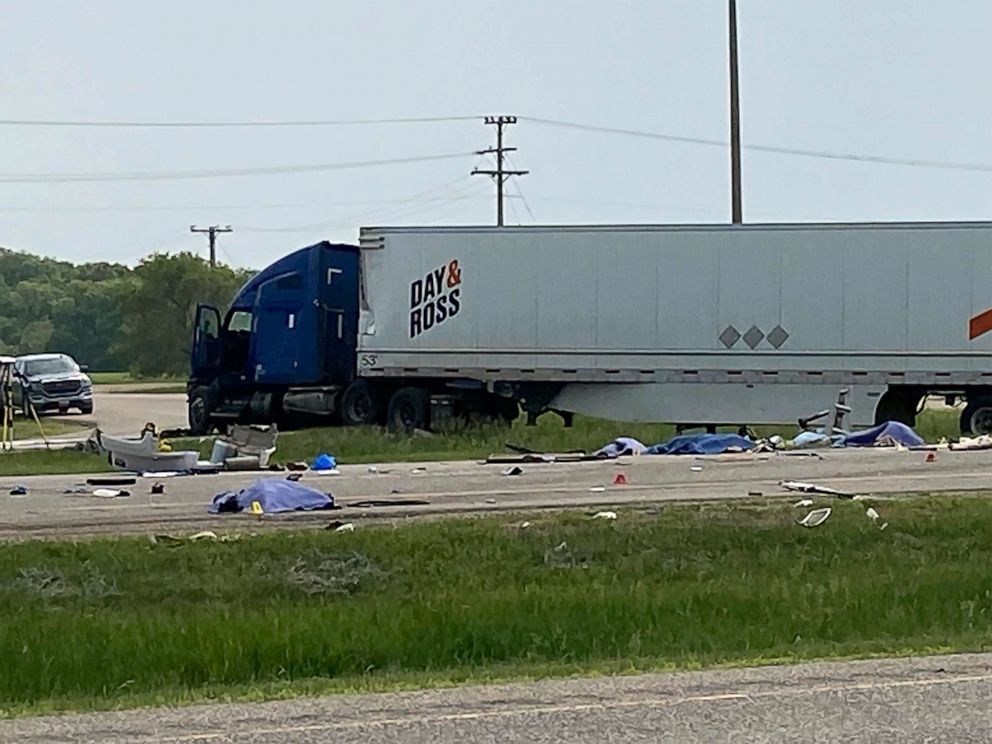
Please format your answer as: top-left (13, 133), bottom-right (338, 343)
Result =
top-left (2, 0), bottom-right (991, 269)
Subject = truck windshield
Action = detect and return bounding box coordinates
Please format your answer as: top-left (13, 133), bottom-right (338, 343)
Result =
top-left (23, 357), bottom-right (77, 376)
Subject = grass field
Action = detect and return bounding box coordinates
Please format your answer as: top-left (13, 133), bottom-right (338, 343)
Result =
top-left (9, 417), bottom-right (90, 441)
top-left (0, 496), bottom-right (990, 715)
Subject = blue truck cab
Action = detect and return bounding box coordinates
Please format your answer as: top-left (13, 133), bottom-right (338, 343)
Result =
top-left (188, 242), bottom-right (360, 433)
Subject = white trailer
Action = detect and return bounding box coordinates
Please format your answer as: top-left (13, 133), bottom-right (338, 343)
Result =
top-left (357, 222), bottom-right (992, 433)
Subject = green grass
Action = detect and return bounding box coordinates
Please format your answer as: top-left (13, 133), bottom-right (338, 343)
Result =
top-left (0, 449), bottom-right (112, 476)
top-left (1, 497), bottom-right (992, 715)
top-left (89, 372), bottom-right (181, 386)
top-left (9, 416), bottom-right (90, 441)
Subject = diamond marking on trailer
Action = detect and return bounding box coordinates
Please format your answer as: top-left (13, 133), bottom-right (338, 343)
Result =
top-left (767, 325), bottom-right (790, 349)
top-left (719, 326), bottom-right (741, 349)
top-left (743, 326), bottom-right (765, 349)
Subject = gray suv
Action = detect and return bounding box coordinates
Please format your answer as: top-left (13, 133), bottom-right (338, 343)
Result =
top-left (14, 353), bottom-right (93, 415)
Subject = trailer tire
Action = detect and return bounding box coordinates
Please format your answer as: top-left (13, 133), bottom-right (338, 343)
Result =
top-left (387, 387), bottom-right (430, 432)
top-left (188, 387), bottom-right (213, 435)
top-left (874, 391), bottom-right (917, 427)
top-left (960, 397), bottom-right (992, 435)
top-left (339, 380), bottom-right (380, 426)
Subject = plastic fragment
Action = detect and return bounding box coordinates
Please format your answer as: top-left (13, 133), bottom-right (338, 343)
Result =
top-left (592, 510), bottom-right (618, 520)
top-left (797, 507), bottom-right (832, 528)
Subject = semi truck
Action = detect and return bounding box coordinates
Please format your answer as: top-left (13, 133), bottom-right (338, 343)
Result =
top-left (188, 221), bottom-right (992, 436)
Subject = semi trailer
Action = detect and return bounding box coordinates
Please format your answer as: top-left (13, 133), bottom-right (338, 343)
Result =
top-left (188, 221), bottom-right (992, 436)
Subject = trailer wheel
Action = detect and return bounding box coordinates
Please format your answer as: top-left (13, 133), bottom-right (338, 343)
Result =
top-left (188, 386), bottom-right (213, 435)
top-left (386, 387), bottom-right (430, 432)
top-left (874, 391), bottom-right (917, 427)
top-left (339, 380), bottom-right (380, 426)
top-left (960, 397), bottom-right (992, 435)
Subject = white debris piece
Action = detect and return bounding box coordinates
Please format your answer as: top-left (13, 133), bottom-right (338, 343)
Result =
top-left (690, 466), bottom-right (703, 472)
top-left (779, 481), bottom-right (853, 498)
top-left (519, 521), bottom-right (531, 529)
top-left (793, 499), bottom-right (814, 508)
top-left (334, 522), bottom-right (355, 533)
top-left (592, 510), bottom-right (618, 520)
top-left (189, 530), bottom-right (218, 541)
top-left (865, 506), bottom-right (880, 522)
top-left (797, 507), bottom-right (832, 528)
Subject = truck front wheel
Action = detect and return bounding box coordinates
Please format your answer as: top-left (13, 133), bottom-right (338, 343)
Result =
top-left (339, 380), bottom-right (381, 426)
top-left (188, 387), bottom-right (213, 435)
top-left (960, 397), bottom-right (992, 436)
top-left (386, 387), bottom-right (430, 432)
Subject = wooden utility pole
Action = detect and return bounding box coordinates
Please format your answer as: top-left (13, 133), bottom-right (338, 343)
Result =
top-left (472, 116), bottom-right (528, 226)
top-left (729, 0), bottom-right (743, 223)
top-left (190, 224), bottom-right (232, 267)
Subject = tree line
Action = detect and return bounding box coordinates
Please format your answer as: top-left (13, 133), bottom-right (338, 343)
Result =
top-left (0, 248), bottom-right (253, 376)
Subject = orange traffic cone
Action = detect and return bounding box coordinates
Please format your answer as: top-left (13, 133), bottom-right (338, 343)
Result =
top-left (612, 472), bottom-right (628, 486)
top-left (925, 452), bottom-right (937, 463)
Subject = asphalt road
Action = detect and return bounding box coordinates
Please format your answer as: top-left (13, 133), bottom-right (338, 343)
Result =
top-left (3, 653), bottom-right (990, 743)
top-left (72, 391), bottom-right (188, 435)
top-left (3, 446), bottom-right (992, 539)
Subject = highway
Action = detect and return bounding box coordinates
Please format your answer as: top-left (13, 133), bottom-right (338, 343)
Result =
top-left (2, 653), bottom-right (990, 743)
top-left (2, 445), bottom-right (991, 539)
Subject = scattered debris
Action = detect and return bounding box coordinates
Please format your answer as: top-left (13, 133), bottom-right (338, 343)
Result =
top-left (593, 437), bottom-right (646, 458)
top-left (93, 488), bottom-right (130, 498)
top-left (950, 435), bottom-right (992, 451)
top-left (91, 425), bottom-right (200, 473)
top-left (367, 465), bottom-right (379, 474)
top-left (189, 530), bottom-right (218, 541)
top-left (840, 421), bottom-right (924, 448)
top-left (311, 453), bottom-right (337, 472)
top-left (87, 476), bottom-right (136, 487)
top-left (485, 498), bottom-right (497, 504)
top-left (347, 499), bottom-right (430, 508)
top-left (411, 467), bottom-right (428, 474)
top-left (286, 461), bottom-right (308, 471)
top-left (592, 510), bottom-right (618, 520)
top-left (9, 485), bottom-right (27, 496)
top-left (690, 466), bottom-right (703, 472)
top-left (286, 473), bottom-right (303, 482)
top-left (589, 486), bottom-right (606, 493)
top-left (332, 522), bottom-right (355, 533)
top-left (519, 521), bottom-right (532, 529)
top-left (501, 466), bottom-right (523, 476)
top-left (793, 499), bottom-right (814, 508)
top-left (150, 483), bottom-right (165, 495)
top-left (747, 490), bottom-right (764, 497)
top-left (797, 507), bottom-right (832, 528)
top-left (864, 506), bottom-right (889, 530)
top-left (779, 481), bottom-right (855, 499)
top-left (62, 486), bottom-right (90, 495)
top-left (139, 471), bottom-right (182, 478)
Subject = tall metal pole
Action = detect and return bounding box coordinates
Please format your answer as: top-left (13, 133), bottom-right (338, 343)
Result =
top-left (495, 120), bottom-right (505, 226)
top-left (729, 0), bottom-right (743, 224)
top-left (190, 224), bottom-right (233, 267)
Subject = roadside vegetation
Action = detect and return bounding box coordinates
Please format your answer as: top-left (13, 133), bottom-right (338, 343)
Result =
top-left (1, 496), bottom-right (991, 715)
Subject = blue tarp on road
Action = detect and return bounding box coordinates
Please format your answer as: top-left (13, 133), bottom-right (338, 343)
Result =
top-left (645, 433), bottom-right (755, 456)
top-left (209, 478), bottom-right (335, 514)
top-left (838, 421), bottom-right (924, 448)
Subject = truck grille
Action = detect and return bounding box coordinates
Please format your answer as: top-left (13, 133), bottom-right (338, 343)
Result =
top-left (42, 380), bottom-right (81, 396)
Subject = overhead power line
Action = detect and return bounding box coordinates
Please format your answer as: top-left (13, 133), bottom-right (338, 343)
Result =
top-left (0, 152), bottom-right (473, 183)
top-left (0, 115), bottom-right (480, 128)
top-left (520, 116), bottom-right (992, 173)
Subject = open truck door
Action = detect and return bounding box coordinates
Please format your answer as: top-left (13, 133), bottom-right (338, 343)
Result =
top-left (191, 304), bottom-right (222, 379)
